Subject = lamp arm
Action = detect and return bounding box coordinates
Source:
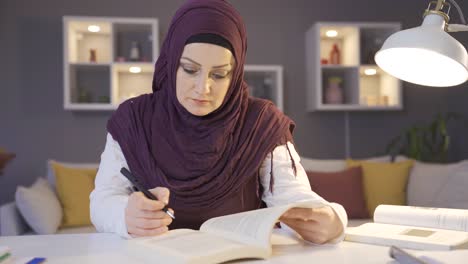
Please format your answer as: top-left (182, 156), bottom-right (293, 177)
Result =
top-left (447, 24), bottom-right (468, 32)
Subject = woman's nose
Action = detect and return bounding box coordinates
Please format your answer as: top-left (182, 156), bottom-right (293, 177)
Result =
top-left (195, 74), bottom-right (211, 95)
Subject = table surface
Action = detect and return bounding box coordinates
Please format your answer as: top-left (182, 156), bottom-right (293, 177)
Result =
top-left (1, 229), bottom-right (467, 264)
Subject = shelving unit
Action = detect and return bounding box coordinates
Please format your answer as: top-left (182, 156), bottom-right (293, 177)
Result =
top-left (306, 22), bottom-right (402, 111)
top-left (244, 65), bottom-right (283, 111)
top-left (63, 16), bottom-right (158, 110)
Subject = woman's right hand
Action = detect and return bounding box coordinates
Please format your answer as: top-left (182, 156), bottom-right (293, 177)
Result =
top-left (125, 187), bottom-right (174, 237)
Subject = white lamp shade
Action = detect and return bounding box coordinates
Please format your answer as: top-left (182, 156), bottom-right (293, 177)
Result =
top-left (375, 15), bottom-right (468, 87)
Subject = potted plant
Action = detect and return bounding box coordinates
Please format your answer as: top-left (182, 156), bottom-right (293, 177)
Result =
top-left (386, 112), bottom-right (467, 163)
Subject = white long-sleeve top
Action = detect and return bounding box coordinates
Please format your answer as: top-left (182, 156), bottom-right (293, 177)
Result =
top-left (90, 133), bottom-right (348, 242)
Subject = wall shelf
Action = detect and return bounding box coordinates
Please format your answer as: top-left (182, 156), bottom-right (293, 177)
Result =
top-left (64, 18), bottom-right (283, 112)
top-left (244, 65), bottom-right (284, 111)
top-left (63, 16), bottom-right (158, 110)
top-left (306, 22), bottom-right (402, 111)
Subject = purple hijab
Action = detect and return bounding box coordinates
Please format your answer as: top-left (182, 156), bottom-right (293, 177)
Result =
top-left (107, 0), bottom-right (295, 228)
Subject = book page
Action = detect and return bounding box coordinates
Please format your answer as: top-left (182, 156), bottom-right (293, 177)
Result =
top-left (200, 200), bottom-right (323, 250)
top-left (374, 205), bottom-right (468, 232)
top-left (129, 229), bottom-right (268, 264)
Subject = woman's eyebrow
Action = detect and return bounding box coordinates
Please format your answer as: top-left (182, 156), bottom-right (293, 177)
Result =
top-left (181, 56), bottom-right (231, 69)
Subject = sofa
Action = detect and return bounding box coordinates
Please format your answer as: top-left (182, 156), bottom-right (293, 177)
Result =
top-left (1, 156), bottom-right (467, 236)
top-left (0, 160), bottom-right (98, 236)
top-left (300, 155), bottom-right (468, 225)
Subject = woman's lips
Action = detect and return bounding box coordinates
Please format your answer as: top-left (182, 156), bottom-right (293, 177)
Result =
top-left (192, 98), bottom-right (210, 105)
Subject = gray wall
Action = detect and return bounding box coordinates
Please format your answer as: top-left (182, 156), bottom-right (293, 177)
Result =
top-left (1, 0), bottom-right (468, 204)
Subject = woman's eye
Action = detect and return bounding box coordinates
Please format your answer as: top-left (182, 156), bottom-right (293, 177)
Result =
top-left (212, 74), bottom-right (226, 79)
top-left (212, 71), bottom-right (230, 80)
top-left (183, 67), bottom-right (198, 75)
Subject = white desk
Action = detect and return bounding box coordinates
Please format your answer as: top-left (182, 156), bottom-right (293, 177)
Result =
top-left (1, 231), bottom-right (467, 264)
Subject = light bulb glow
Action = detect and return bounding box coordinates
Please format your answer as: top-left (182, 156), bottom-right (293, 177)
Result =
top-left (129, 66), bottom-right (141, 73)
top-left (326, 30), bottom-right (338, 38)
top-left (364, 69), bottom-right (377, 76)
top-left (376, 48), bottom-right (468, 87)
top-left (87, 25), bottom-right (100, 33)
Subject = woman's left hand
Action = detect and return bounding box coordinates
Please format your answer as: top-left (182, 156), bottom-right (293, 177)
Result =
top-left (279, 206), bottom-right (343, 244)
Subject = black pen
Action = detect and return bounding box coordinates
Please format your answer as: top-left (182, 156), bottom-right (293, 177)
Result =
top-left (120, 167), bottom-right (175, 220)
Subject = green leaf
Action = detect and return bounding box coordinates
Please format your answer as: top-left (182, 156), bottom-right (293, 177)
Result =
top-left (384, 112), bottom-right (464, 163)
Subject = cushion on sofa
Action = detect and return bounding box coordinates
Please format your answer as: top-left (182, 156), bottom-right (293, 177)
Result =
top-left (15, 177), bottom-right (63, 234)
top-left (306, 166), bottom-right (369, 219)
top-left (346, 159), bottom-right (414, 217)
top-left (50, 161), bottom-right (98, 227)
top-left (407, 160), bottom-right (468, 208)
top-left (47, 159), bottom-right (99, 189)
top-left (435, 162), bottom-right (468, 209)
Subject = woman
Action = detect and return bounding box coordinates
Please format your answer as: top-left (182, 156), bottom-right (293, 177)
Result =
top-left (90, 0), bottom-right (347, 244)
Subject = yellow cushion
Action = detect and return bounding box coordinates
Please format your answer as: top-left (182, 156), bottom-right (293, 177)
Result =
top-left (51, 161), bottom-right (97, 227)
top-left (346, 159), bottom-right (414, 217)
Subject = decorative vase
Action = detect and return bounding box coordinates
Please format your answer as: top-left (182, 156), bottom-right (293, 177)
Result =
top-left (329, 44), bottom-right (341, 65)
top-left (89, 49), bottom-right (97, 62)
top-left (324, 77), bottom-right (344, 104)
top-left (129, 41), bottom-right (141, 61)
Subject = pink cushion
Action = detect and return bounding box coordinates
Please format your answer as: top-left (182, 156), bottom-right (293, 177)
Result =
top-left (306, 166), bottom-right (369, 219)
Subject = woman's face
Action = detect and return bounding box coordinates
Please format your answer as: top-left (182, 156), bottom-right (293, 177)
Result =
top-left (176, 43), bottom-right (234, 116)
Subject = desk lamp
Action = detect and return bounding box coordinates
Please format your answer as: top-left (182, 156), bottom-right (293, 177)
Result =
top-left (375, 0), bottom-right (468, 87)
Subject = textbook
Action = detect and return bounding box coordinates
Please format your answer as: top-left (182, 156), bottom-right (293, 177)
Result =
top-left (345, 205), bottom-right (468, 250)
top-left (128, 200), bottom-right (322, 264)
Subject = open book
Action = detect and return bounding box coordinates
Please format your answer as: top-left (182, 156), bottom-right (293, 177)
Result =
top-left (345, 205), bottom-right (468, 250)
top-left (127, 200), bottom-right (323, 264)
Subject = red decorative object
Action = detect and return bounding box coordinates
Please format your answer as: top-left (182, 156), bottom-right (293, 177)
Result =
top-left (329, 44), bottom-right (341, 64)
top-left (320, 58), bottom-right (328, 65)
top-left (89, 49), bottom-right (97, 62)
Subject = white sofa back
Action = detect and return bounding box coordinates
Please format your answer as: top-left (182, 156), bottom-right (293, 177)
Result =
top-left (300, 155), bottom-right (468, 212)
top-left (299, 155), bottom-right (408, 172)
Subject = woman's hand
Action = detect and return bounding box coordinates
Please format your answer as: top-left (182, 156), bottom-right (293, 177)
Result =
top-left (279, 206), bottom-right (343, 244)
top-left (125, 187), bottom-right (174, 237)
